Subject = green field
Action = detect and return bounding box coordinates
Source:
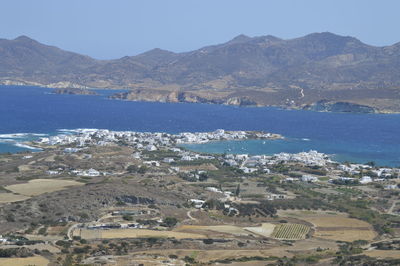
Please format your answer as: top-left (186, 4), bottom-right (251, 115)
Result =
top-left (271, 223), bottom-right (310, 240)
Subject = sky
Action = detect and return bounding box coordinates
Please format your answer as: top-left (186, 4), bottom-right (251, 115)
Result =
top-left (1, 0), bottom-right (399, 59)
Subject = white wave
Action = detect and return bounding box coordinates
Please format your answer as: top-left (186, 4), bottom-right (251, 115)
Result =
top-left (0, 139), bottom-right (16, 143)
top-left (0, 133), bottom-right (26, 138)
top-left (58, 128), bottom-right (100, 133)
top-left (57, 129), bottom-right (80, 133)
top-left (0, 133), bottom-right (48, 138)
top-left (13, 143), bottom-right (42, 150)
top-left (302, 138), bottom-right (311, 141)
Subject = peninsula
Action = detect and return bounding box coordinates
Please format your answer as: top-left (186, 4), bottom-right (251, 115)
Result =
top-left (0, 128), bottom-right (399, 265)
top-left (1, 33), bottom-right (400, 113)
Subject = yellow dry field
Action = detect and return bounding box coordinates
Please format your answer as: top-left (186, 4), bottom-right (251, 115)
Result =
top-left (364, 250), bottom-right (400, 259)
top-left (17, 164), bottom-right (33, 172)
top-left (5, 179), bottom-right (84, 196)
top-left (47, 225), bottom-right (67, 235)
top-left (244, 223), bottom-right (276, 237)
top-left (278, 210), bottom-right (376, 241)
top-left (0, 256), bottom-right (49, 266)
top-left (0, 193), bottom-right (30, 203)
top-left (178, 224), bottom-right (277, 238)
top-left (314, 229), bottom-right (376, 242)
top-left (304, 216), bottom-right (371, 228)
top-left (77, 228), bottom-right (206, 240)
top-left (177, 225), bottom-right (250, 236)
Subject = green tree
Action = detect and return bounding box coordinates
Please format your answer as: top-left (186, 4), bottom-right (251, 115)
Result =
top-left (235, 184), bottom-right (241, 196)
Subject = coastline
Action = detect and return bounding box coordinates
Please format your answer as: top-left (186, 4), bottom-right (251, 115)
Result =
top-left (1, 128), bottom-right (398, 167)
top-left (1, 83), bottom-right (399, 114)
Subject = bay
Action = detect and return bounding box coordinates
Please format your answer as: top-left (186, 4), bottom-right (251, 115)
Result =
top-left (0, 85), bottom-right (399, 166)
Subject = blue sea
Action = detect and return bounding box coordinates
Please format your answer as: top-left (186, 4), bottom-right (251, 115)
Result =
top-left (1, 85), bottom-right (400, 167)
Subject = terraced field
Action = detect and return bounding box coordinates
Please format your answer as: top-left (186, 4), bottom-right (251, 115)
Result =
top-left (278, 210), bottom-right (377, 241)
top-left (271, 223), bottom-right (310, 240)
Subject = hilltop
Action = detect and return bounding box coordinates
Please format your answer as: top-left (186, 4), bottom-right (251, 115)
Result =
top-left (1, 33), bottom-right (400, 112)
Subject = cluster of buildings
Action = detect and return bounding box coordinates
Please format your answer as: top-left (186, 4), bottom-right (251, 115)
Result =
top-left (71, 168), bottom-right (104, 177)
top-left (37, 129), bottom-right (281, 149)
top-left (274, 150), bottom-right (332, 167)
top-left (337, 163), bottom-right (399, 178)
top-left (36, 128), bottom-right (400, 189)
top-left (86, 222), bottom-right (141, 230)
top-left (175, 129), bottom-right (281, 144)
top-left (222, 150), bottom-right (331, 174)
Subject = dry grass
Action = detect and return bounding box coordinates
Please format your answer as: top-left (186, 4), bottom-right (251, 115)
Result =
top-left (0, 193), bottom-right (30, 203)
top-left (244, 223), bottom-right (276, 237)
top-left (133, 249), bottom-right (279, 263)
top-left (177, 225), bottom-right (250, 236)
top-left (314, 229), bottom-right (376, 242)
top-left (0, 256), bottom-right (49, 266)
top-left (47, 225), bottom-right (67, 235)
top-left (5, 179), bottom-right (84, 196)
top-left (364, 250), bottom-right (400, 259)
top-left (178, 163), bottom-right (218, 172)
top-left (76, 228), bottom-right (206, 240)
top-left (179, 223), bottom-right (279, 238)
top-left (304, 216), bottom-right (371, 228)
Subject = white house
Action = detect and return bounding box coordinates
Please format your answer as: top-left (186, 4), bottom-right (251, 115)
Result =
top-left (163, 158), bottom-right (175, 163)
top-left (301, 175), bottom-right (319, 182)
top-left (360, 176), bottom-right (373, 184)
top-left (189, 199), bottom-right (205, 209)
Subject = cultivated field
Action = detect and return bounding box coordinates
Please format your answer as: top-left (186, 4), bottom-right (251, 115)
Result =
top-left (244, 223), bottom-right (276, 237)
top-left (177, 225), bottom-right (251, 236)
top-left (271, 223), bottom-right (310, 240)
top-left (314, 228), bottom-right (376, 242)
top-left (304, 216), bottom-right (372, 228)
top-left (0, 193), bottom-right (30, 203)
top-left (177, 224), bottom-right (281, 238)
top-left (0, 256), bottom-right (49, 266)
top-left (5, 179), bottom-right (84, 196)
top-left (277, 210), bottom-right (376, 241)
top-left (76, 228), bottom-right (206, 240)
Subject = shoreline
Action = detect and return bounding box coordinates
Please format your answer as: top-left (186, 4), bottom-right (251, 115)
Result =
top-left (1, 84), bottom-right (400, 114)
top-left (0, 127), bottom-right (398, 167)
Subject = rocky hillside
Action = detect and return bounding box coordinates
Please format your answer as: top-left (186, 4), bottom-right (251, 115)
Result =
top-left (1, 33), bottom-right (400, 112)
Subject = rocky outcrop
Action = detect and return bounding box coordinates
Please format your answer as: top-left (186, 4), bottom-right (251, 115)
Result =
top-left (52, 88), bottom-right (98, 95)
top-left (304, 100), bottom-right (376, 113)
top-left (110, 89), bottom-right (257, 106)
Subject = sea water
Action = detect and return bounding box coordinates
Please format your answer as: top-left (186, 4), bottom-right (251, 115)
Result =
top-left (1, 85), bottom-right (399, 166)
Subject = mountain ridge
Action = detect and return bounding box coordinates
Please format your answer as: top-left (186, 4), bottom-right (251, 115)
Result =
top-left (1, 32), bottom-right (400, 112)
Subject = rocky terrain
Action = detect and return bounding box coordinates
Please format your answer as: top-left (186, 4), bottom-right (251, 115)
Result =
top-left (1, 33), bottom-right (400, 112)
top-left (52, 88), bottom-right (98, 96)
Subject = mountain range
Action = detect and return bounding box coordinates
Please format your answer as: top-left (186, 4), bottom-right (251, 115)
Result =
top-left (1, 33), bottom-right (400, 112)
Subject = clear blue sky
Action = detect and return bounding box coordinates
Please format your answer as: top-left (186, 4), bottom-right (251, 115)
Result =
top-left (1, 0), bottom-right (399, 59)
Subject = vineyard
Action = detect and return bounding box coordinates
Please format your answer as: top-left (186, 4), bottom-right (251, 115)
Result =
top-left (271, 223), bottom-right (310, 240)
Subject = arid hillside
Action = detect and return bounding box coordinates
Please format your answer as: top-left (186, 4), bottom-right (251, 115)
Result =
top-left (2, 33), bottom-right (400, 112)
